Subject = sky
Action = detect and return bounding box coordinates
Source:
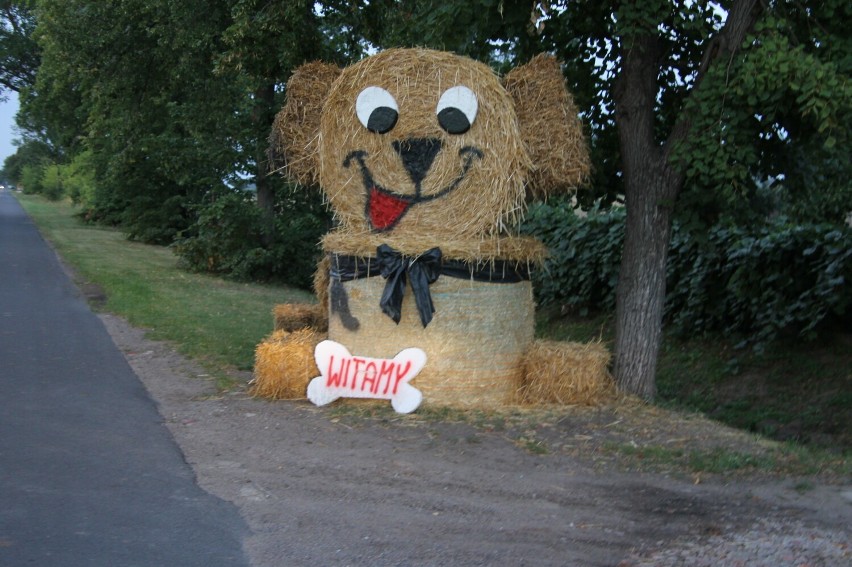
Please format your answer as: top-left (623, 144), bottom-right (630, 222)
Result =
top-left (0, 91), bottom-right (19, 168)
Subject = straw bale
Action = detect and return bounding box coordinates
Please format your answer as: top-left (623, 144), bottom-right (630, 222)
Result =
top-left (328, 276), bottom-right (535, 408)
top-left (503, 54), bottom-right (590, 200)
top-left (271, 61), bottom-right (342, 186)
top-left (272, 303), bottom-right (327, 333)
top-left (313, 254), bottom-right (330, 323)
top-left (318, 48), bottom-right (531, 241)
top-left (251, 329), bottom-right (323, 400)
top-left (518, 339), bottom-right (615, 406)
top-left (322, 230), bottom-right (547, 266)
top-left (268, 48), bottom-right (599, 411)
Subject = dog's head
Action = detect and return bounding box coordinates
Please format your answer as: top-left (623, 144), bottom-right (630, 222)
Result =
top-left (272, 48), bottom-right (588, 241)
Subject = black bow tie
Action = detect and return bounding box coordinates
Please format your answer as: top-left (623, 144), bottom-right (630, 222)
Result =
top-left (375, 244), bottom-right (442, 328)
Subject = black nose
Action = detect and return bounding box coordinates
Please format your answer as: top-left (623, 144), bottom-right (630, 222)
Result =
top-left (392, 138), bottom-right (442, 187)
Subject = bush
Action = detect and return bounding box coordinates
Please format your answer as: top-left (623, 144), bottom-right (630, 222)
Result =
top-left (20, 163), bottom-right (45, 196)
top-left (667, 220), bottom-right (852, 348)
top-left (173, 187), bottom-right (329, 289)
top-left (523, 201), bottom-right (624, 315)
top-left (40, 164), bottom-right (65, 201)
top-left (10, 151), bottom-right (95, 204)
top-left (63, 151), bottom-right (97, 207)
top-left (524, 202), bottom-right (851, 348)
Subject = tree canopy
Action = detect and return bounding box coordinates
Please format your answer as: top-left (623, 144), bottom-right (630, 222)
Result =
top-left (0, 0), bottom-right (38, 95)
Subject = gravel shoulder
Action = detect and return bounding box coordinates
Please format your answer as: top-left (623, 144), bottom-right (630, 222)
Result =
top-left (100, 313), bottom-right (851, 567)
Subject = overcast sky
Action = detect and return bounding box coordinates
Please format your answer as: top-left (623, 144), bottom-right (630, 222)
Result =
top-left (0, 91), bottom-right (19, 166)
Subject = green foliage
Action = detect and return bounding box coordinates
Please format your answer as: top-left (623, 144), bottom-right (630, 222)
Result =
top-left (523, 200), bottom-right (624, 315)
top-left (24, 0), bottom-right (245, 243)
top-left (12, 0), bottom-right (372, 251)
top-left (1, 137), bottom-right (54, 182)
top-left (173, 187), bottom-right (329, 289)
top-left (538, 0), bottom-right (729, 207)
top-left (525, 203), bottom-right (851, 349)
top-left (0, 0), bottom-right (39, 94)
top-left (360, 0), bottom-right (543, 65)
top-left (667, 220), bottom-right (852, 349)
top-left (19, 161), bottom-right (43, 195)
top-left (672, 5), bottom-right (852, 227)
top-left (39, 162), bottom-right (63, 200)
top-left (61, 150), bottom-right (96, 207)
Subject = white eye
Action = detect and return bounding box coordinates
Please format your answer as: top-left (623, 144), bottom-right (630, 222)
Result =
top-left (436, 86), bottom-right (478, 134)
top-left (356, 86), bottom-right (399, 134)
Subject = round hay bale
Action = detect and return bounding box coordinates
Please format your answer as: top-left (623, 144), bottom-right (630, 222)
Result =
top-left (503, 54), bottom-right (590, 199)
top-left (251, 329), bottom-right (323, 400)
top-left (518, 339), bottom-right (615, 406)
top-left (317, 48), bottom-right (531, 241)
top-left (328, 276), bottom-right (535, 408)
top-left (271, 61), bottom-right (341, 186)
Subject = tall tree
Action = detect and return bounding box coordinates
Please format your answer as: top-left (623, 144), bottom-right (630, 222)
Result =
top-left (27, 0), bottom-right (245, 241)
top-left (609, 1), bottom-right (763, 399)
top-left (540, 0), bottom-right (850, 398)
top-left (0, 0), bottom-right (38, 95)
top-left (359, 0), bottom-right (544, 65)
top-left (217, 0), bottom-right (333, 215)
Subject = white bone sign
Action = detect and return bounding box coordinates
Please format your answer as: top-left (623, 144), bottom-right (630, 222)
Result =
top-left (307, 340), bottom-right (426, 413)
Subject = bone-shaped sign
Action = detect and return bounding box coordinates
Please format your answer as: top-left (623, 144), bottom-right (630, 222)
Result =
top-left (307, 340), bottom-right (426, 413)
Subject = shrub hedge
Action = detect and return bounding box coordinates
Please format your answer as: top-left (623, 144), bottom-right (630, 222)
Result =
top-left (173, 188), bottom-right (329, 290)
top-left (523, 202), bottom-right (851, 348)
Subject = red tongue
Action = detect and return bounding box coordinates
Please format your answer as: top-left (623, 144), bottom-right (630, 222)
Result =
top-left (369, 187), bottom-right (410, 231)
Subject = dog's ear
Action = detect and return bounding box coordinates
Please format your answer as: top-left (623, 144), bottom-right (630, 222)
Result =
top-left (504, 54), bottom-right (590, 199)
top-left (269, 61), bottom-right (342, 187)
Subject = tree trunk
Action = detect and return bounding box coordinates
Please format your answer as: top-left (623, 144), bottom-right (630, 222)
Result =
top-left (254, 83), bottom-right (277, 216)
top-left (613, 161), bottom-right (681, 400)
top-left (611, 30), bottom-right (680, 400)
top-left (611, 0), bottom-right (763, 400)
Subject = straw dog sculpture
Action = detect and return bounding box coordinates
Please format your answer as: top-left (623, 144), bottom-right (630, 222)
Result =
top-left (253, 48), bottom-right (612, 408)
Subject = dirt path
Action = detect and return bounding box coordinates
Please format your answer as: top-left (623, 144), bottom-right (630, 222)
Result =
top-left (100, 314), bottom-right (850, 566)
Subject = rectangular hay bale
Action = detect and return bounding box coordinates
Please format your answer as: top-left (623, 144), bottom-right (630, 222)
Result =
top-left (519, 339), bottom-right (614, 406)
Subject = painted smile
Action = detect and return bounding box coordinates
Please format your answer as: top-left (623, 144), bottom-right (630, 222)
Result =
top-left (343, 146), bottom-right (483, 232)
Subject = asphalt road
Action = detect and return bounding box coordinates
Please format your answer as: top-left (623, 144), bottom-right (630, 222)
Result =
top-left (0, 190), bottom-right (250, 566)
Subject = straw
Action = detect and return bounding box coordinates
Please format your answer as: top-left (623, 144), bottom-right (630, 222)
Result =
top-left (317, 48), bottom-right (530, 241)
top-left (518, 339), bottom-right (615, 406)
top-left (270, 61), bottom-right (342, 186)
top-left (327, 276), bottom-right (535, 408)
top-left (503, 53), bottom-right (591, 199)
top-left (272, 303), bottom-right (327, 333)
top-left (251, 329), bottom-right (323, 400)
top-left (266, 48), bottom-right (600, 410)
top-left (321, 231), bottom-right (547, 266)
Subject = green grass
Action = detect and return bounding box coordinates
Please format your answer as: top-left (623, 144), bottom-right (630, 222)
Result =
top-left (655, 333), bottom-right (851, 451)
top-left (17, 194), bottom-right (313, 386)
top-left (537, 305), bottom-right (850, 453)
top-left (604, 440), bottom-right (851, 477)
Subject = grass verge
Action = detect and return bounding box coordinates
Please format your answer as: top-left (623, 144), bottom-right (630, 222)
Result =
top-left (17, 194), bottom-right (313, 387)
top-left (536, 303), bottom-right (850, 453)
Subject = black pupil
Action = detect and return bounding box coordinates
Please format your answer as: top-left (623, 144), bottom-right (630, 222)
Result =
top-left (367, 107), bottom-right (398, 134)
top-left (437, 107), bottom-right (471, 134)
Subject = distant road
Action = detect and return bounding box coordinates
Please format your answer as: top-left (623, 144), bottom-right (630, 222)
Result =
top-left (0, 191), bottom-right (250, 566)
